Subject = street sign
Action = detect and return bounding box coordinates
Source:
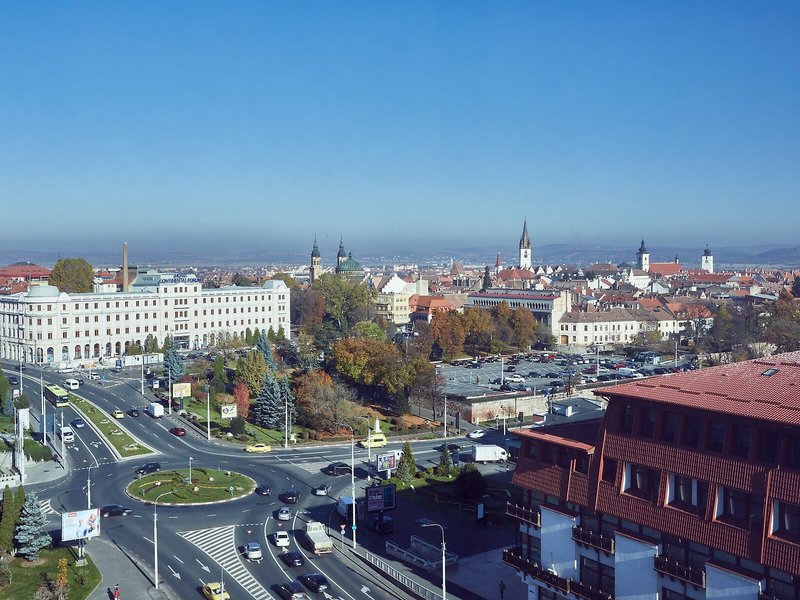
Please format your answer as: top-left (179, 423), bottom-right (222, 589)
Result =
top-left (366, 484), bottom-right (396, 512)
top-left (220, 404), bottom-right (237, 419)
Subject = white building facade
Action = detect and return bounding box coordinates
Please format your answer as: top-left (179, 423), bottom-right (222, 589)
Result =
top-left (0, 272), bottom-right (290, 365)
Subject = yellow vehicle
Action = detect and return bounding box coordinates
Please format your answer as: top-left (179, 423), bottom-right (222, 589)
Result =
top-left (359, 432), bottom-right (387, 448)
top-left (112, 409), bottom-right (124, 419)
top-left (245, 443), bottom-right (272, 453)
top-left (202, 582), bottom-right (230, 600)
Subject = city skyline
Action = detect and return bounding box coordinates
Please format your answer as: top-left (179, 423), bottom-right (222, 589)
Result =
top-left (1, 2), bottom-right (799, 252)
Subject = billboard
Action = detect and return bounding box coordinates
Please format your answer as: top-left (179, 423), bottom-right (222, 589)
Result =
top-left (220, 404), bottom-right (237, 419)
top-left (62, 508), bottom-right (101, 541)
top-left (366, 484), bottom-right (396, 513)
top-left (172, 382), bottom-right (191, 398)
top-left (376, 453), bottom-right (397, 472)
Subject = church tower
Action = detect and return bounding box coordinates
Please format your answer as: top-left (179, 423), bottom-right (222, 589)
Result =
top-left (519, 218), bottom-right (532, 269)
top-left (310, 237), bottom-right (322, 284)
top-left (637, 239), bottom-right (650, 272)
top-left (337, 237), bottom-right (347, 267)
top-left (495, 251), bottom-right (502, 275)
top-left (701, 245), bottom-right (714, 274)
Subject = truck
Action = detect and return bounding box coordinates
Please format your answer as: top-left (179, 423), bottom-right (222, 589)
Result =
top-left (58, 425), bottom-right (75, 443)
top-left (304, 521), bottom-right (333, 554)
top-left (146, 402), bottom-right (164, 418)
top-left (471, 444), bottom-right (508, 464)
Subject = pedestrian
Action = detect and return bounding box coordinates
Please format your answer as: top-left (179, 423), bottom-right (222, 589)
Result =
top-left (499, 579), bottom-right (506, 600)
top-left (114, 584), bottom-right (120, 599)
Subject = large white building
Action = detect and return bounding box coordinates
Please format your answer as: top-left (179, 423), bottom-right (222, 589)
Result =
top-left (0, 271), bottom-right (290, 365)
top-left (465, 288), bottom-right (572, 333)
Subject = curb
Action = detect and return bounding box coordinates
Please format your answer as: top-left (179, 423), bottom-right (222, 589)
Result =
top-left (124, 473), bottom-right (256, 507)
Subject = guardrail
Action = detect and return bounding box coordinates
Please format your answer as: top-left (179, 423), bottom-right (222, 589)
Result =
top-left (360, 548), bottom-right (443, 600)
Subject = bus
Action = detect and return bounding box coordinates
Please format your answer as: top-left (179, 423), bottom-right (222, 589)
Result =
top-left (44, 384), bottom-right (70, 407)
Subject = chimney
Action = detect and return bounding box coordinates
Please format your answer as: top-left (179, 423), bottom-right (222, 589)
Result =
top-left (122, 242), bottom-right (129, 292)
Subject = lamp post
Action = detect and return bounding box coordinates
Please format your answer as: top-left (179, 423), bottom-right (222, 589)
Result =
top-left (167, 366), bottom-right (172, 415)
top-left (140, 355), bottom-right (145, 396)
top-left (284, 387), bottom-right (289, 449)
top-left (39, 361), bottom-right (46, 446)
top-left (206, 385), bottom-right (211, 441)
top-left (421, 521), bottom-right (447, 600)
top-left (153, 490), bottom-right (174, 589)
top-left (335, 421), bottom-right (357, 550)
top-left (188, 456), bottom-right (193, 484)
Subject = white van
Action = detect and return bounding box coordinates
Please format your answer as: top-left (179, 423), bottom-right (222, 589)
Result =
top-left (65, 378), bottom-right (80, 390)
top-left (59, 425), bottom-right (75, 443)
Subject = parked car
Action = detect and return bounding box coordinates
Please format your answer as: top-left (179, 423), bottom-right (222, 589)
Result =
top-left (71, 417), bottom-right (86, 429)
top-left (277, 506), bottom-right (293, 521)
top-left (255, 484), bottom-right (272, 496)
top-left (505, 374), bottom-right (525, 383)
top-left (466, 429), bottom-right (486, 439)
top-left (101, 504), bottom-right (132, 517)
top-left (280, 551), bottom-right (306, 568)
top-left (273, 530), bottom-right (291, 547)
top-left (312, 484), bottom-right (331, 496)
top-left (527, 371), bottom-right (541, 378)
top-left (169, 427), bottom-right (186, 436)
top-left (299, 573), bottom-right (330, 593)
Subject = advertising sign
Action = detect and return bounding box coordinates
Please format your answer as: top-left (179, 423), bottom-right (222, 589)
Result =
top-left (375, 453), bottom-right (397, 472)
top-left (172, 382), bottom-right (191, 399)
top-left (61, 508), bottom-right (101, 541)
top-left (366, 484), bottom-right (396, 512)
top-left (220, 404), bottom-right (237, 419)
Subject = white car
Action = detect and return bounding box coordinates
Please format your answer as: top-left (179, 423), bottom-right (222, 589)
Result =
top-left (277, 506), bottom-right (293, 521)
top-left (505, 374), bottom-right (525, 383)
top-left (274, 531), bottom-right (290, 547)
top-left (466, 429), bottom-right (486, 440)
top-left (244, 542), bottom-right (262, 562)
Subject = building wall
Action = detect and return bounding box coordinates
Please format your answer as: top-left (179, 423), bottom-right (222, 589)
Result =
top-left (614, 532), bottom-right (659, 600)
top-left (705, 563), bottom-right (762, 599)
top-left (539, 506), bottom-right (577, 579)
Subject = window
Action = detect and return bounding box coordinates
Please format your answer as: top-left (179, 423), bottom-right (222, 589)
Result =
top-left (625, 463), bottom-right (660, 502)
top-left (732, 424), bottom-right (751, 459)
top-left (706, 421), bottom-right (726, 453)
top-left (773, 501), bottom-right (800, 541)
top-left (681, 416), bottom-right (701, 448)
top-left (575, 454), bottom-right (589, 474)
top-left (580, 556), bottom-right (614, 595)
top-left (660, 413), bottom-right (679, 443)
top-left (758, 429), bottom-right (779, 463)
top-left (667, 474), bottom-right (708, 516)
top-left (602, 459), bottom-right (617, 483)
top-left (787, 434), bottom-right (800, 470)
top-left (527, 443), bottom-right (539, 461)
top-left (641, 407), bottom-right (657, 438)
top-left (543, 445), bottom-right (555, 464)
top-left (620, 403), bottom-right (635, 434)
top-left (716, 486), bottom-right (748, 526)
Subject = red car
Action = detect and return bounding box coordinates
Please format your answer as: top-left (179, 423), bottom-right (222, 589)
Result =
top-left (169, 427), bottom-right (186, 437)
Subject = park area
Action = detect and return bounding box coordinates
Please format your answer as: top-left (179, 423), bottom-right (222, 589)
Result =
top-left (0, 546), bottom-right (101, 599)
top-left (128, 468), bottom-right (255, 503)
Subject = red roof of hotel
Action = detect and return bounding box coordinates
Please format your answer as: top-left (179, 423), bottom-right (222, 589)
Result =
top-left (595, 352), bottom-right (800, 427)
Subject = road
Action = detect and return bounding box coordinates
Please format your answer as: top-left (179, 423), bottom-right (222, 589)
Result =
top-left (3, 360), bottom-right (469, 600)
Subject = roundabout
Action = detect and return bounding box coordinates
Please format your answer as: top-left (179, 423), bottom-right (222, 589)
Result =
top-left (126, 468), bottom-right (256, 505)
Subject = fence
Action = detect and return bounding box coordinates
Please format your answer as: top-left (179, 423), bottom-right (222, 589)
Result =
top-left (358, 547), bottom-right (444, 600)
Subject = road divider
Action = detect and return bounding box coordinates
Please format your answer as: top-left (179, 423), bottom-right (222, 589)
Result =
top-left (71, 395), bottom-right (154, 459)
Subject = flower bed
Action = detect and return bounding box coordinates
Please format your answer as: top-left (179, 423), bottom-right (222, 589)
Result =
top-left (128, 468), bottom-right (255, 503)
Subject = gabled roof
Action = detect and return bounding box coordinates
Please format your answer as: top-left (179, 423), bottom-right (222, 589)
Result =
top-left (497, 268), bottom-right (536, 280)
top-left (648, 263), bottom-right (682, 277)
top-left (595, 352), bottom-right (800, 427)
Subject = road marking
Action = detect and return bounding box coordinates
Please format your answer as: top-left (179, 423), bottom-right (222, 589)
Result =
top-left (168, 565), bottom-right (181, 579)
top-left (195, 558), bottom-right (210, 573)
top-left (173, 555), bottom-right (184, 564)
top-left (38, 499), bottom-right (60, 516)
top-left (143, 536), bottom-right (153, 544)
top-left (179, 525), bottom-right (273, 600)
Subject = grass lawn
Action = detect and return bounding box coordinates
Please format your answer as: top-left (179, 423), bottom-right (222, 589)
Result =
top-left (128, 468), bottom-right (255, 503)
top-left (2, 546), bottom-right (101, 599)
top-left (0, 414), bottom-right (14, 435)
top-left (181, 398), bottom-right (303, 445)
top-left (71, 397), bottom-right (152, 458)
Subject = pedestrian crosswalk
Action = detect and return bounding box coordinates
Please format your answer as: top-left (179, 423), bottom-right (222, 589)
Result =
top-left (38, 499), bottom-right (60, 515)
top-left (179, 525), bottom-right (272, 600)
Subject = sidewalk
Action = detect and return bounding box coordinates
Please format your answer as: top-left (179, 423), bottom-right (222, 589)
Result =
top-left (86, 535), bottom-right (174, 600)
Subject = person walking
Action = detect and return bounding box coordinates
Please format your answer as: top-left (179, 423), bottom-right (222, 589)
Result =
top-left (113, 584), bottom-right (120, 599)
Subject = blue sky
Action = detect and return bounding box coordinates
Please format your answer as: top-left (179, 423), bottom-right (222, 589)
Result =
top-left (1, 2), bottom-right (798, 258)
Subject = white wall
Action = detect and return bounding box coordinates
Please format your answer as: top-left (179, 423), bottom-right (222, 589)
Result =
top-left (614, 532), bottom-right (659, 600)
top-left (706, 563), bottom-right (762, 599)
top-left (539, 506), bottom-right (577, 579)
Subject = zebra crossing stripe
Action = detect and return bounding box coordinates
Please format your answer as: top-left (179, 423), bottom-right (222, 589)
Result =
top-left (38, 499), bottom-right (60, 516)
top-left (179, 526), bottom-right (273, 600)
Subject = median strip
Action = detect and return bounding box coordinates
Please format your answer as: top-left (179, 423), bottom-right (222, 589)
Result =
top-left (71, 395), bottom-right (154, 459)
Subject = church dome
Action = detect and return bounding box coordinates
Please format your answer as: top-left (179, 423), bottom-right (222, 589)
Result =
top-left (336, 253), bottom-right (364, 274)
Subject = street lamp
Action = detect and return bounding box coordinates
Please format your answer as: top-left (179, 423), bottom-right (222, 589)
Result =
top-left (206, 385), bottom-right (211, 441)
top-left (420, 521), bottom-right (447, 600)
top-left (39, 361), bottom-right (46, 446)
top-left (335, 421), bottom-right (357, 550)
top-left (188, 456), bottom-right (193, 484)
top-left (153, 490), bottom-right (175, 589)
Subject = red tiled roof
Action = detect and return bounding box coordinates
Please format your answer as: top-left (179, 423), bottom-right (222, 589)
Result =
top-left (648, 263), bottom-right (682, 277)
top-left (471, 291), bottom-right (560, 301)
top-left (595, 352), bottom-right (800, 426)
top-left (0, 264), bottom-right (51, 279)
top-left (498, 268), bottom-right (536, 280)
top-left (514, 428), bottom-right (595, 452)
top-left (637, 297), bottom-right (664, 309)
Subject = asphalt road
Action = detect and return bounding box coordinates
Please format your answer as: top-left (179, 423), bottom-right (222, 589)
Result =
top-left (4, 361), bottom-right (468, 600)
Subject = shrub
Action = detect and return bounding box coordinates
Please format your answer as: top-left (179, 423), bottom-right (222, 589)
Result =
top-left (22, 439), bottom-right (53, 462)
top-left (300, 431), bottom-right (309, 440)
top-left (314, 432), bottom-right (322, 441)
top-left (230, 417), bottom-right (245, 436)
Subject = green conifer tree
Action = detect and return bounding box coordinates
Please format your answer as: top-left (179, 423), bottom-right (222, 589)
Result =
top-left (395, 442), bottom-right (417, 486)
top-left (163, 342), bottom-right (185, 380)
top-left (436, 445), bottom-right (453, 477)
top-left (255, 332), bottom-right (277, 372)
top-left (0, 485), bottom-right (14, 552)
top-left (14, 491), bottom-right (50, 561)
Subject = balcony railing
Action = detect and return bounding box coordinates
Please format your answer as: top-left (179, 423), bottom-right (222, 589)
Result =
top-left (502, 547), bottom-right (570, 593)
top-left (572, 525), bottom-right (615, 554)
top-left (654, 555), bottom-right (706, 588)
top-left (570, 579), bottom-right (614, 600)
top-left (506, 502), bottom-right (541, 527)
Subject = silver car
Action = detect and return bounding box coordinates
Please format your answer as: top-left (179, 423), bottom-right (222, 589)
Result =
top-left (277, 506), bottom-right (293, 521)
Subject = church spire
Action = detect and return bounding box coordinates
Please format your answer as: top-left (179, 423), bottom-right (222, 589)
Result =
top-left (519, 218), bottom-right (532, 269)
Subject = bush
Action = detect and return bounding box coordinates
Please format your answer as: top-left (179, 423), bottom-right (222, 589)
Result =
top-left (300, 431), bottom-right (309, 440)
top-left (230, 417), bottom-right (245, 436)
top-left (23, 439), bottom-right (53, 462)
top-left (314, 432), bottom-right (322, 441)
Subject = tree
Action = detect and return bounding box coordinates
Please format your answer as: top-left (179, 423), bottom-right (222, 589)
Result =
top-left (231, 273), bottom-right (254, 287)
top-left (48, 257), bottom-right (94, 293)
top-left (0, 372), bottom-right (10, 415)
top-left (293, 371), bottom-right (359, 432)
top-left (14, 393), bottom-right (31, 410)
top-left (229, 416), bottom-right (246, 436)
top-left (792, 275), bottom-right (800, 299)
top-left (292, 287), bottom-right (326, 334)
top-left (0, 485), bottom-right (15, 552)
top-left (436, 445), bottom-right (453, 477)
top-left (163, 344), bottom-right (185, 381)
top-left (233, 382), bottom-right (250, 420)
top-left (14, 491), bottom-right (50, 561)
top-left (54, 557), bottom-right (69, 600)
top-left (352, 321), bottom-right (387, 341)
top-left (235, 351), bottom-right (267, 396)
top-left (125, 341), bottom-right (142, 355)
top-left (211, 355), bottom-right (228, 394)
top-left (256, 332), bottom-right (277, 372)
top-left (271, 273), bottom-right (298, 290)
top-left (395, 442), bottom-right (417, 487)
top-left (14, 485), bottom-right (26, 529)
top-left (250, 371), bottom-right (282, 430)
top-left (144, 334), bottom-right (159, 353)
top-left (510, 308), bottom-right (538, 350)
top-left (461, 307), bottom-right (496, 352)
top-left (312, 274), bottom-right (374, 337)
top-left (2, 383), bottom-right (13, 417)
top-left (454, 463), bottom-right (488, 499)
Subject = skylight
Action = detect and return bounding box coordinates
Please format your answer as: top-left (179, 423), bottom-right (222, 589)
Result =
top-left (761, 368), bottom-right (779, 377)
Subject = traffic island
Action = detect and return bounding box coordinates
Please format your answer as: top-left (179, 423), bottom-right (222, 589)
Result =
top-left (126, 468), bottom-right (255, 505)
